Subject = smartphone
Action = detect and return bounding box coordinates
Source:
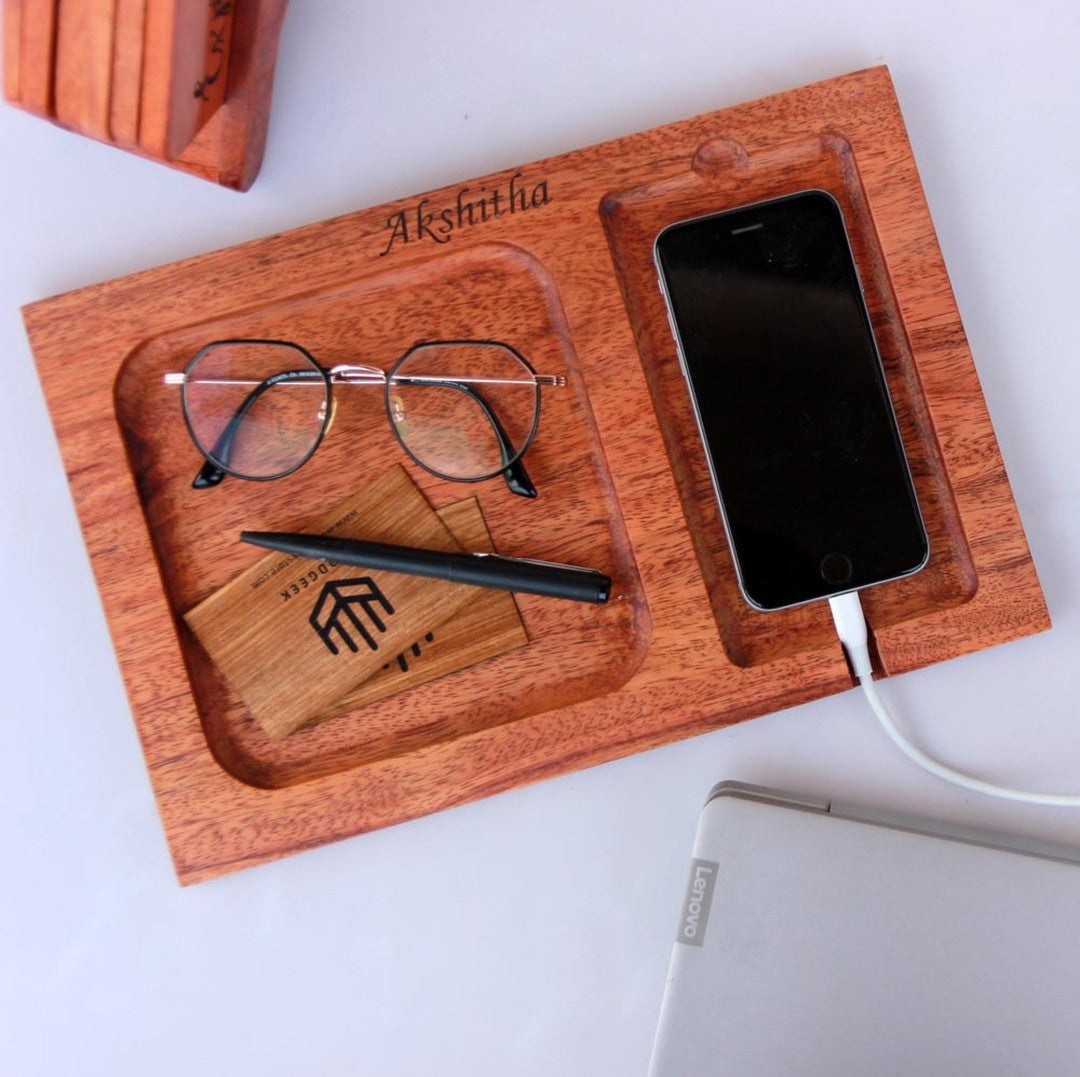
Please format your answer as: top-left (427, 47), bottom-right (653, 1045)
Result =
top-left (654, 190), bottom-right (928, 611)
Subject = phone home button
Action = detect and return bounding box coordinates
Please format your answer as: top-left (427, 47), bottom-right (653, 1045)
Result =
top-left (820, 552), bottom-right (853, 586)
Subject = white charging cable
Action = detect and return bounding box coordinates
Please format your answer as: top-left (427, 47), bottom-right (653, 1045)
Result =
top-left (828, 590), bottom-right (1080, 807)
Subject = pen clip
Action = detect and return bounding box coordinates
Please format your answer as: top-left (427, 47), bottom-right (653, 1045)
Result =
top-left (474, 552), bottom-right (602, 576)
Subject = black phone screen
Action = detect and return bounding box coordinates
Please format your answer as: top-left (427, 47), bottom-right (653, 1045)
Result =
top-left (654, 190), bottom-right (928, 610)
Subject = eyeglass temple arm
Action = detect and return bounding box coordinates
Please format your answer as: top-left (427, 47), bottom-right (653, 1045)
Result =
top-left (403, 378), bottom-right (537, 499)
top-left (190, 368), bottom-right (323, 489)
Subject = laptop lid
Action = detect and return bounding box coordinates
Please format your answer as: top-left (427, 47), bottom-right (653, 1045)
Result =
top-left (649, 781), bottom-right (1080, 1076)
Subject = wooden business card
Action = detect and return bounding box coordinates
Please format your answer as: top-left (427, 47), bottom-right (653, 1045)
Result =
top-left (185, 466), bottom-right (482, 739)
top-left (316, 496), bottom-right (529, 724)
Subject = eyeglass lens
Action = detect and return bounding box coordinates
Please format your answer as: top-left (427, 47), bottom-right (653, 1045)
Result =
top-left (182, 341), bottom-right (329, 481)
top-left (388, 342), bottom-right (540, 481)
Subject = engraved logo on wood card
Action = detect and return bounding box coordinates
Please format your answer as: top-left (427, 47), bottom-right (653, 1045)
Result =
top-left (383, 631), bottom-right (436, 674)
top-left (309, 577), bottom-right (395, 655)
top-left (380, 171), bottom-right (552, 257)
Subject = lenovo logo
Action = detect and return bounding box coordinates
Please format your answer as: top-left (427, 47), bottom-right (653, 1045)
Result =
top-left (677, 859), bottom-right (719, 947)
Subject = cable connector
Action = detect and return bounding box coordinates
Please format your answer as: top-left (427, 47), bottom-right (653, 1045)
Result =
top-left (828, 591), bottom-right (874, 682)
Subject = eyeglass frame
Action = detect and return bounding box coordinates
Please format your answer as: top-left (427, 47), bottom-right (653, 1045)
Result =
top-left (164, 337), bottom-right (566, 497)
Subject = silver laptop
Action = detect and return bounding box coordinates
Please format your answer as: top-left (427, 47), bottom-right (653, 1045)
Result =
top-left (650, 782), bottom-right (1080, 1076)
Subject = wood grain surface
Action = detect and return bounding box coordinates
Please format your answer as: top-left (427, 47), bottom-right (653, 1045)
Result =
top-left (16, 0), bottom-right (55, 116)
top-left (54, 0), bottom-right (116, 140)
top-left (2, 0), bottom-right (23, 103)
top-left (108, 0), bottom-right (145, 145)
top-left (23, 67), bottom-right (1049, 883)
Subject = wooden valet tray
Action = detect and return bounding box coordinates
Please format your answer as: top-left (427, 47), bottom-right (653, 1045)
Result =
top-left (24, 67), bottom-right (1048, 884)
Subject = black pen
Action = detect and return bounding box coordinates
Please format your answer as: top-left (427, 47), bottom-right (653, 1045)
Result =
top-left (239, 531), bottom-right (612, 604)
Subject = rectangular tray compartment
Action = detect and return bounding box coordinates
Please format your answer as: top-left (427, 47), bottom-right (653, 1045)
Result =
top-left (600, 133), bottom-right (977, 669)
top-left (114, 242), bottom-right (648, 789)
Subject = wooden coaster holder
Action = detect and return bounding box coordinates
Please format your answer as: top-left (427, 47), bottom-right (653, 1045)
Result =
top-left (23, 67), bottom-right (1048, 883)
top-left (4, 0), bottom-right (289, 190)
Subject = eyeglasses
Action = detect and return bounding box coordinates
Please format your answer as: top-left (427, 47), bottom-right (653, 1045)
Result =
top-left (164, 339), bottom-right (565, 497)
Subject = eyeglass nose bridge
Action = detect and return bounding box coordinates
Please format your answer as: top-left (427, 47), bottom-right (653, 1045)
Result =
top-left (324, 364), bottom-right (389, 432)
top-left (328, 364), bottom-right (387, 386)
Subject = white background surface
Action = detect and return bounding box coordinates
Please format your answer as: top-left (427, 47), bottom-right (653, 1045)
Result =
top-left (1, 2), bottom-right (1077, 1073)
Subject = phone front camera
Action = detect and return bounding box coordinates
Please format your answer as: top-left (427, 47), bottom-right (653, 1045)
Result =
top-left (759, 230), bottom-right (805, 270)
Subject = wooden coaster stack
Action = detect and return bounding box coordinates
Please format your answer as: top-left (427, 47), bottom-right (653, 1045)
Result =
top-left (2, 0), bottom-right (290, 189)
